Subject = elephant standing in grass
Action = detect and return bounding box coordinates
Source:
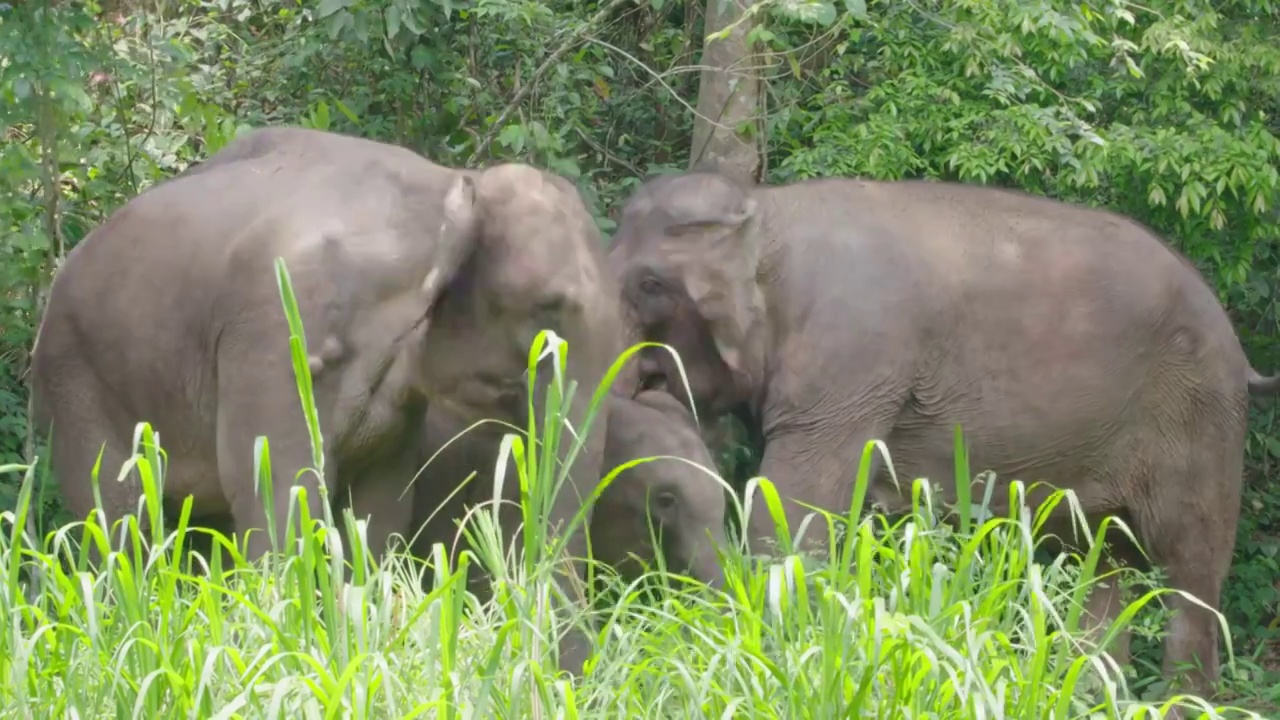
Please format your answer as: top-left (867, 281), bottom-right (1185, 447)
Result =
top-left (409, 390), bottom-right (728, 593)
top-left (29, 127), bottom-right (624, 674)
top-left (604, 167), bottom-right (1280, 700)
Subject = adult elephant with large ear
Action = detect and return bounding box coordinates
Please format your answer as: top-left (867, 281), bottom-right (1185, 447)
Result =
top-left (29, 127), bottom-right (621, 675)
top-left (606, 166), bottom-right (1280, 703)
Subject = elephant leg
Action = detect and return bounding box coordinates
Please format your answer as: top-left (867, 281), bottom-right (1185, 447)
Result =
top-left (1079, 529), bottom-right (1146, 672)
top-left (40, 373), bottom-right (139, 567)
top-left (215, 349), bottom-right (331, 562)
top-left (342, 449), bottom-right (421, 568)
top-left (748, 414), bottom-right (899, 558)
top-left (410, 469), bottom-right (479, 592)
top-left (183, 512), bottom-right (238, 572)
top-left (1135, 447), bottom-right (1240, 700)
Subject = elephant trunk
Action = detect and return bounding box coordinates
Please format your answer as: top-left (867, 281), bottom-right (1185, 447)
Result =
top-left (688, 530), bottom-right (727, 590)
top-left (613, 300), bottom-right (645, 398)
top-left (527, 332), bottom-right (613, 675)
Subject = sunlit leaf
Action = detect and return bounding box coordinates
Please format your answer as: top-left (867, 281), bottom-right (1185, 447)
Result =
top-left (773, 0), bottom-right (837, 26)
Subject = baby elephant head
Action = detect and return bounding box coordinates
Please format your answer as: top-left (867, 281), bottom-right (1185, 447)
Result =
top-left (590, 390), bottom-right (728, 589)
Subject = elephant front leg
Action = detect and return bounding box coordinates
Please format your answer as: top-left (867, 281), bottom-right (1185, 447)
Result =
top-left (341, 450), bottom-right (420, 570)
top-left (747, 416), bottom-right (899, 559)
top-left (216, 354), bottom-right (332, 562)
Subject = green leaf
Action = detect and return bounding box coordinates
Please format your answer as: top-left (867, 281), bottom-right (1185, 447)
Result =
top-left (843, 0), bottom-right (866, 19)
top-left (773, 0), bottom-right (837, 26)
top-left (401, 5), bottom-right (425, 34)
top-left (548, 157), bottom-right (581, 179)
top-left (497, 124), bottom-right (526, 154)
top-left (385, 3), bottom-right (402, 39)
top-left (410, 45), bottom-right (432, 70)
top-left (316, 0), bottom-right (351, 19)
top-left (334, 99), bottom-right (361, 126)
top-left (327, 12), bottom-right (351, 40)
top-left (312, 100), bottom-right (330, 130)
top-left (352, 8), bottom-right (371, 42)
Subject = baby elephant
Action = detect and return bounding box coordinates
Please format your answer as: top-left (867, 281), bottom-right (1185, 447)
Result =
top-left (410, 390), bottom-right (728, 589)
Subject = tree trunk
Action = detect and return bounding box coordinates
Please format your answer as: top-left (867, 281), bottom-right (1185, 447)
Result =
top-left (688, 0), bottom-right (764, 185)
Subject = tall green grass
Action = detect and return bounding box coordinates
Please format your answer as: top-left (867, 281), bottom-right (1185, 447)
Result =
top-left (0, 261), bottom-right (1265, 718)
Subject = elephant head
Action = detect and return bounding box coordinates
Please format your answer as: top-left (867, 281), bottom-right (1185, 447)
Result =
top-left (410, 390), bottom-right (727, 593)
top-left (421, 164), bottom-right (622, 468)
top-left (591, 390), bottom-right (727, 588)
top-left (418, 164), bottom-right (625, 673)
top-left (606, 169), bottom-right (767, 419)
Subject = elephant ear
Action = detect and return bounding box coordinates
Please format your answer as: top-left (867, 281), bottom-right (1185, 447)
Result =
top-left (421, 172), bottom-right (480, 304)
top-left (664, 183), bottom-right (763, 380)
top-left (688, 157), bottom-right (723, 175)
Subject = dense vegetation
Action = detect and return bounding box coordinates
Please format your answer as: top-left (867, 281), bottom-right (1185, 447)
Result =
top-left (2, 0), bottom-right (1280, 715)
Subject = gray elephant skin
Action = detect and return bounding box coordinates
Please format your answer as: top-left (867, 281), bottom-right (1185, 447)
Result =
top-left (29, 127), bottom-right (623, 674)
top-left (605, 168), bottom-right (1280, 698)
top-left (409, 390), bottom-right (727, 593)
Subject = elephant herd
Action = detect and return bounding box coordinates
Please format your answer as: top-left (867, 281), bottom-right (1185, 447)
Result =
top-left (27, 126), bottom-right (1280, 701)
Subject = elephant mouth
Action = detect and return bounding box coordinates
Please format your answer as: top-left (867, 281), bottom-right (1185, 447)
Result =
top-left (434, 374), bottom-right (527, 422)
top-left (635, 355), bottom-right (674, 395)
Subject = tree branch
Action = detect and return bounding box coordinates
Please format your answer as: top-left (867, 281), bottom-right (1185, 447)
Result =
top-left (468, 0), bottom-right (634, 165)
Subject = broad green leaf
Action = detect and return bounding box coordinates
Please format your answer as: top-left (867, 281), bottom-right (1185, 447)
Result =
top-left (773, 0), bottom-right (837, 26)
top-left (385, 3), bottom-right (402, 39)
top-left (316, 0), bottom-right (351, 19)
top-left (402, 5), bottom-right (425, 34)
top-left (497, 123), bottom-right (526, 154)
top-left (844, 0), bottom-right (866, 19)
top-left (410, 45), bottom-right (432, 70)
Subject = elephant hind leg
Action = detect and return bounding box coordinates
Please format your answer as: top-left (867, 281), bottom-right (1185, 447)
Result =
top-left (1076, 520), bottom-right (1149, 675)
top-left (1123, 436), bottom-right (1242, 700)
top-left (39, 371), bottom-right (141, 566)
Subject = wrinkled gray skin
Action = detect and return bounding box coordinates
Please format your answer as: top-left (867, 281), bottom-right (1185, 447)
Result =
top-left (606, 168), bottom-right (1280, 702)
top-left (409, 390), bottom-right (727, 591)
top-left (29, 127), bottom-right (621, 675)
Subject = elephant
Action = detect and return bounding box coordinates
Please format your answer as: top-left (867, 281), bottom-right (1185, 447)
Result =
top-left (407, 390), bottom-right (728, 593)
top-left (28, 127), bottom-right (624, 674)
top-left (603, 167), bottom-right (1280, 700)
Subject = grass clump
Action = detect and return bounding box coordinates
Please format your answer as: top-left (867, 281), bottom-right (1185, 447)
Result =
top-left (0, 261), bottom-right (1265, 718)
top-left (0, 448), bottom-right (1269, 718)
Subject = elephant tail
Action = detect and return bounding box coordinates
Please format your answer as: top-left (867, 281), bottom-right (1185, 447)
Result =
top-left (1247, 367), bottom-right (1280, 396)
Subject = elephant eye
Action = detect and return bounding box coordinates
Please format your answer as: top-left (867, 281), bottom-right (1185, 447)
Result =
top-left (535, 296), bottom-right (566, 318)
top-left (639, 373), bottom-right (667, 393)
top-left (639, 276), bottom-right (663, 294)
top-left (653, 490), bottom-right (678, 512)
